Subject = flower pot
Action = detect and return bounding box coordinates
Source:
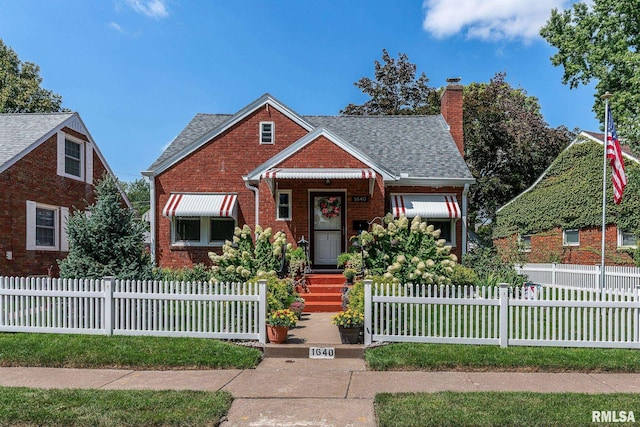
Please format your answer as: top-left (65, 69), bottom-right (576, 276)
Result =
top-left (338, 325), bottom-right (362, 344)
top-left (266, 325), bottom-right (289, 344)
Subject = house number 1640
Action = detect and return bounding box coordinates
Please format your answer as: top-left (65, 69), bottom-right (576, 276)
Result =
top-left (309, 347), bottom-right (335, 359)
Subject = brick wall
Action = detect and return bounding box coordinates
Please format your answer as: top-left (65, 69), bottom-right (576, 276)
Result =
top-left (0, 131), bottom-right (107, 277)
top-left (494, 225), bottom-right (635, 266)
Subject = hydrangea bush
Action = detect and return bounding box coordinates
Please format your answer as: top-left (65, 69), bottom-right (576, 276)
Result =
top-left (357, 214), bottom-right (458, 286)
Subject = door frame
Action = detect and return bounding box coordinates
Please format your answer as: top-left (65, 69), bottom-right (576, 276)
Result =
top-left (309, 191), bottom-right (346, 268)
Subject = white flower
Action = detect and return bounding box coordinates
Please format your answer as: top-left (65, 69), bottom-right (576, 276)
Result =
top-left (432, 229), bottom-right (441, 238)
top-left (411, 256), bottom-right (420, 265)
top-left (397, 254), bottom-right (406, 264)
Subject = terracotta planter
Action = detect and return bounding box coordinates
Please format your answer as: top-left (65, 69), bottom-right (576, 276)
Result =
top-left (266, 325), bottom-right (289, 344)
top-left (338, 326), bottom-right (362, 344)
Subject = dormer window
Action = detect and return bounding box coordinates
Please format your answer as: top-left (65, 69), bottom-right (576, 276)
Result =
top-left (260, 122), bottom-right (274, 144)
top-left (65, 138), bottom-right (82, 177)
top-left (57, 131), bottom-right (93, 183)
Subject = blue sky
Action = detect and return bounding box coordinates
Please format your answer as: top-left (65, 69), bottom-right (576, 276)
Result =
top-left (0, 0), bottom-right (598, 182)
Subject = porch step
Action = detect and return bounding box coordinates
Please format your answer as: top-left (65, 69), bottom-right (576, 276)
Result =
top-left (302, 274), bottom-right (346, 313)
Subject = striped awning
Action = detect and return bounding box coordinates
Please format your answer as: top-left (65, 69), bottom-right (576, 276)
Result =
top-left (262, 168), bottom-right (376, 180)
top-left (162, 193), bottom-right (238, 218)
top-left (391, 194), bottom-right (460, 219)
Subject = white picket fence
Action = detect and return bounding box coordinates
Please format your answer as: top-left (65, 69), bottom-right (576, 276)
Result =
top-left (363, 280), bottom-right (640, 349)
top-left (0, 276), bottom-right (267, 343)
top-left (515, 263), bottom-right (640, 294)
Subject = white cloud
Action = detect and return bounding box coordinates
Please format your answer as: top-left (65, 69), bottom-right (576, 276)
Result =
top-left (422, 0), bottom-right (571, 42)
top-left (125, 0), bottom-right (169, 19)
top-left (109, 22), bottom-right (126, 33)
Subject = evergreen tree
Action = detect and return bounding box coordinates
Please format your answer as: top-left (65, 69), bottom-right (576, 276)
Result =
top-left (58, 175), bottom-right (152, 279)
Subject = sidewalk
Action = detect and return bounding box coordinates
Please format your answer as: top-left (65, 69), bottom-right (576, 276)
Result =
top-left (2, 361), bottom-right (639, 426)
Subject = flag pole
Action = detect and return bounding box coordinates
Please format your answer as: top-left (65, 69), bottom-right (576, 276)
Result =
top-left (600, 91), bottom-right (612, 294)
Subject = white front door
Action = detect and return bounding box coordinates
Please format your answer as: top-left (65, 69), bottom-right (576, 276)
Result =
top-left (312, 194), bottom-right (344, 266)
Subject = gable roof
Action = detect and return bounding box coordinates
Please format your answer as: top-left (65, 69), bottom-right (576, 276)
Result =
top-left (0, 113), bottom-right (74, 172)
top-left (146, 94), bottom-right (474, 185)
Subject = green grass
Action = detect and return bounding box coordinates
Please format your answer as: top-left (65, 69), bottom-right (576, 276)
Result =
top-left (375, 392), bottom-right (640, 427)
top-left (365, 343), bottom-right (640, 372)
top-left (0, 387), bottom-right (232, 426)
top-left (0, 333), bottom-right (262, 369)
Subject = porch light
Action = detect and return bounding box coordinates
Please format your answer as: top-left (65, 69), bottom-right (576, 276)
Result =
top-left (297, 236), bottom-right (311, 274)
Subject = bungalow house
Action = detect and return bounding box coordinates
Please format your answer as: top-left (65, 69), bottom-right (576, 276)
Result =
top-left (493, 131), bottom-right (640, 266)
top-left (143, 80), bottom-right (475, 270)
top-left (0, 112), bottom-right (121, 277)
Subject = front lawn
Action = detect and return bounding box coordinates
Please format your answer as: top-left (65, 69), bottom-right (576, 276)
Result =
top-left (0, 387), bottom-right (232, 426)
top-left (0, 333), bottom-right (262, 369)
top-left (365, 343), bottom-right (640, 372)
top-left (375, 391), bottom-right (640, 427)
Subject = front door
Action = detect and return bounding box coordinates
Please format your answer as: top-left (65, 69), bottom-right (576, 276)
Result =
top-left (311, 192), bottom-right (345, 267)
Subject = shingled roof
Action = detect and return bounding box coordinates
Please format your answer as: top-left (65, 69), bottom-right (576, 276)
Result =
top-left (0, 113), bottom-right (74, 171)
top-left (147, 96), bottom-right (473, 182)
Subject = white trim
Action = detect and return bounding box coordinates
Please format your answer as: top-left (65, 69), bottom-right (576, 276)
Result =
top-left (26, 201), bottom-right (60, 251)
top-left (519, 234), bottom-right (532, 252)
top-left (60, 207), bottom-right (70, 252)
top-left (563, 229), bottom-right (580, 247)
top-left (276, 189), bottom-right (292, 220)
top-left (617, 227), bottom-right (638, 249)
top-left (260, 121), bottom-right (274, 145)
top-left (57, 131), bottom-right (85, 181)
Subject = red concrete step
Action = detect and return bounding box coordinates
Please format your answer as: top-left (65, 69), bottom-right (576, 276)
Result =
top-left (305, 274), bottom-right (346, 285)
top-left (303, 301), bottom-right (343, 312)
top-left (305, 283), bottom-right (346, 294)
top-left (300, 273), bottom-right (346, 313)
top-left (303, 292), bottom-right (343, 303)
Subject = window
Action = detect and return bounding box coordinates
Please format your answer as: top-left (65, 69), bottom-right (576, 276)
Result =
top-left (563, 229), bottom-right (579, 246)
top-left (618, 228), bottom-right (638, 248)
top-left (519, 234), bottom-right (532, 252)
top-left (65, 138), bottom-right (82, 177)
top-left (260, 122), bottom-right (274, 144)
top-left (175, 218), bottom-right (201, 242)
top-left (429, 219), bottom-right (454, 246)
top-left (210, 218), bottom-right (235, 243)
top-left (26, 201), bottom-right (68, 251)
top-left (36, 208), bottom-right (56, 247)
top-left (171, 216), bottom-right (236, 246)
top-left (276, 190), bottom-right (291, 220)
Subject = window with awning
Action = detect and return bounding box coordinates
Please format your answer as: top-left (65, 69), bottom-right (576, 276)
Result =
top-left (162, 193), bottom-right (237, 218)
top-left (391, 194), bottom-right (460, 219)
top-left (162, 193), bottom-right (238, 247)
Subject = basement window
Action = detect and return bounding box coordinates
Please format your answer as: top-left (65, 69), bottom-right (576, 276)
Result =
top-left (563, 229), bottom-right (579, 247)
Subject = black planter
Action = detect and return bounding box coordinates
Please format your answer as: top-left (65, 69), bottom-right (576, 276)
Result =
top-left (338, 326), bottom-right (362, 344)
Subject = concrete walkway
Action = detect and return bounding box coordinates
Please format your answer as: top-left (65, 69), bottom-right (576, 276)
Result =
top-left (2, 361), bottom-right (639, 426)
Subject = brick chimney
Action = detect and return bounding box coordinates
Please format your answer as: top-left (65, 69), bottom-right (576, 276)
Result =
top-left (440, 77), bottom-right (464, 156)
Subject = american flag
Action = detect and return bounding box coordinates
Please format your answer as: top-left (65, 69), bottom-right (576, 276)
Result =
top-left (606, 105), bottom-right (626, 204)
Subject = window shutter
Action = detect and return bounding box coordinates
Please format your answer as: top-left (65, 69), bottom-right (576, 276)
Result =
top-left (56, 132), bottom-right (65, 177)
top-left (26, 201), bottom-right (36, 250)
top-left (85, 143), bottom-right (93, 184)
top-left (60, 207), bottom-right (70, 252)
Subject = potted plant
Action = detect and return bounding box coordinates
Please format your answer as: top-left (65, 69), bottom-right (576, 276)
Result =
top-left (343, 268), bottom-right (357, 284)
top-left (331, 308), bottom-right (364, 344)
top-left (266, 308), bottom-right (298, 344)
top-left (289, 297), bottom-right (305, 318)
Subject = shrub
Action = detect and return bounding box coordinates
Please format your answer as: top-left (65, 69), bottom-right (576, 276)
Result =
top-left (154, 264), bottom-right (212, 283)
top-left (449, 264), bottom-right (478, 287)
top-left (463, 246), bottom-right (527, 286)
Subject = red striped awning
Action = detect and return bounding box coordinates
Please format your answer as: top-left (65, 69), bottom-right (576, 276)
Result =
top-left (391, 194), bottom-right (460, 219)
top-left (162, 193), bottom-right (237, 218)
top-left (262, 168), bottom-right (376, 180)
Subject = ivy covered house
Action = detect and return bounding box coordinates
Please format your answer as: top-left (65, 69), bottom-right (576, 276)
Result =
top-left (493, 131), bottom-right (640, 266)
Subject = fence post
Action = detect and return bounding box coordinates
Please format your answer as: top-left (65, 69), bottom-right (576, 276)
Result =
top-left (636, 285), bottom-right (640, 344)
top-left (258, 279), bottom-right (267, 344)
top-left (551, 263), bottom-right (556, 287)
top-left (364, 280), bottom-right (373, 346)
top-left (103, 276), bottom-right (115, 336)
top-left (499, 283), bottom-right (509, 348)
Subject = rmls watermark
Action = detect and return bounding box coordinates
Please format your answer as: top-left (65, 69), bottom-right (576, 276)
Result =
top-left (592, 411), bottom-right (635, 423)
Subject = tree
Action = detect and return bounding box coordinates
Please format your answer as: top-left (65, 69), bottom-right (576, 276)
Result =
top-left (119, 178), bottom-right (150, 217)
top-left (464, 72), bottom-right (572, 226)
top-left (0, 38), bottom-right (64, 113)
top-left (540, 1), bottom-right (640, 148)
top-left (58, 175), bottom-right (153, 280)
top-left (341, 49), bottom-right (440, 115)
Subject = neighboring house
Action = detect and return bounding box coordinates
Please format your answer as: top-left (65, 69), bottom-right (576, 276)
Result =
top-left (0, 112), bottom-right (119, 277)
top-left (144, 80), bottom-right (475, 270)
top-left (494, 131), bottom-right (640, 266)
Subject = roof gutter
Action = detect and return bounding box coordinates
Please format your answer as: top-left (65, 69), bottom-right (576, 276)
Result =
top-left (244, 178), bottom-right (260, 228)
top-left (386, 177), bottom-right (476, 187)
top-left (462, 183), bottom-right (469, 256)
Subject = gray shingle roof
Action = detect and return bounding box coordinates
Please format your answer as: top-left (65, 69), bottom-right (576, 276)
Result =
top-left (0, 113), bottom-right (74, 170)
top-left (148, 110), bottom-right (473, 181)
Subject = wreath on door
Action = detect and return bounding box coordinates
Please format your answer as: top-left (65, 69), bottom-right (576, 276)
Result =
top-left (317, 197), bottom-right (341, 218)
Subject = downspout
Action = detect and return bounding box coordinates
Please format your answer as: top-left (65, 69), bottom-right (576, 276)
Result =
top-left (244, 180), bottom-right (260, 228)
top-left (462, 183), bottom-right (469, 256)
top-left (141, 171), bottom-right (156, 265)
